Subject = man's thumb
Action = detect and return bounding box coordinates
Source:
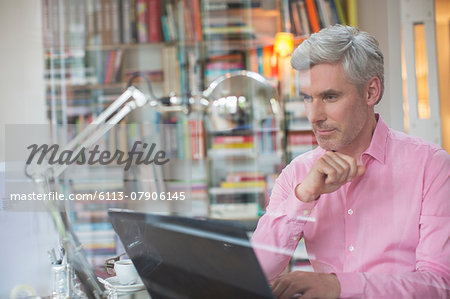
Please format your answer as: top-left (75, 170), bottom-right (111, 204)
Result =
top-left (356, 165), bottom-right (366, 177)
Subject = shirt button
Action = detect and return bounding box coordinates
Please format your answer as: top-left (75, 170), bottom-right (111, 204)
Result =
top-left (348, 209), bottom-right (354, 215)
top-left (349, 245), bottom-right (355, 252)
top-left (293, 237), bottom-right (298, 241)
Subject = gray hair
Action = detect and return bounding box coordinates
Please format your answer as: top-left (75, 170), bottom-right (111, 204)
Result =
top-left (291, 25), bottom-right (384, 103)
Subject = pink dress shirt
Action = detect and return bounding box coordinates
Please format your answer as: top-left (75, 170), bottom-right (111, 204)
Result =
top-left (251, 116), bottom-right (450, 298)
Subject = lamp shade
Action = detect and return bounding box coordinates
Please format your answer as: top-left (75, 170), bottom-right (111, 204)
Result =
top-left (274, 32), bottom-right (294, 57)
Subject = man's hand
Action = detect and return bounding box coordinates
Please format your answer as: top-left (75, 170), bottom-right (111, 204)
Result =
top-left (295, 151), bottom-right (365, 202)
top-left (271, 271), bottom-right (340, 299)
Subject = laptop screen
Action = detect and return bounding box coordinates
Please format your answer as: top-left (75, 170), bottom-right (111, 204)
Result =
top-left (108, 209), bottom-right (274, 299)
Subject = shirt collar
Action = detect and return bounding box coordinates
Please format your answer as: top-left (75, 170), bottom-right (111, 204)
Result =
top-left (362, 114), bottom-right (388, 164)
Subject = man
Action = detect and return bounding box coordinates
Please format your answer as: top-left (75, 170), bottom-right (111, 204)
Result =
top-left (251, 25), bottom-right (450, 298)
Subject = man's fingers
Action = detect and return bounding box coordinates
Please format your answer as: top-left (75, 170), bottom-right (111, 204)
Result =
top-left (318, 162), bottom-right (340, 184)
top-left (271, 278), bottom-right (287, 298)
top-left (298, 290), bottom-right (315, 299)
top-left (332, 152), bottom-right (358, 181)
top-left (356, 165), bottom-right (366, 177)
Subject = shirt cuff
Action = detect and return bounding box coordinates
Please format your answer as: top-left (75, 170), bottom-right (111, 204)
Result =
top-left (335, 272), bottom-right (364, 298)
top-left (285, 190), bottom-right (317, 222)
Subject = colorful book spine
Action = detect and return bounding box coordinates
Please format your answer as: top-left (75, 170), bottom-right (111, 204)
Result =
top-left (102, 0), bottom-right (112, 44)
top-left (305, 0), bottom-right (320, 32)
top-left (226, 172), bottom-right (266, 182)
top-left (220, 181), bottom-right (266, 189)
top-left (147, 0), bottom-right (162, 42)
top-left (212, 142), bottom-right (253, 149)
top-left (121, 0), bottom-right (133, 43)
top-left (299, 0), bottom-right (311, 35)
top-left (213, 135), bottom-right (253, 144)
top-left (333, 0), bottom-right (347, 25)
top-left (189, 119), bottom-right (205, 160)
top-left (189, 0), bottom-right (203, 41)
top-left (136, 0), bottom-right (148, 43)
top-left (346, 0), bottom-right (358, 27)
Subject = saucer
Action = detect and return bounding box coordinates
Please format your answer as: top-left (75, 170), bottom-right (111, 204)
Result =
top-left (104, 276), bottom-right (145, 293)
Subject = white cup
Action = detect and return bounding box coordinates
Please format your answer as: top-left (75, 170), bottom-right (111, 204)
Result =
top-left (114, 259), bottom-right (139, 285)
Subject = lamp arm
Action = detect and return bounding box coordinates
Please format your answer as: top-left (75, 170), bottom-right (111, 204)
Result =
top-left (26, 85), bottom-right (151, 299)
top-left (52, 88), bottom-right (148, 178)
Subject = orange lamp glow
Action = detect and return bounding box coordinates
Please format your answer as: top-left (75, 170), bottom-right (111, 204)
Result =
top-left (274, 32), bottom-right (294, 57)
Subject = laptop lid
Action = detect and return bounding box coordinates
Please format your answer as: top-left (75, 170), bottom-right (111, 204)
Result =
top-left (108, 209), bottom-right (274, 299)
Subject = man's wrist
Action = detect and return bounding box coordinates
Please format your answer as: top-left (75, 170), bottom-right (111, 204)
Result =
top-left (295, 183), bottom-right (319, 202)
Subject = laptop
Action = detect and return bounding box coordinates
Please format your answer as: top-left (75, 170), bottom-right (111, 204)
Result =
top-left (108, 209), bottom-right (274, 299)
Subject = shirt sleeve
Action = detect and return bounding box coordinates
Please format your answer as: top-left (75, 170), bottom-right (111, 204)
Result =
top-left (251, 161), bottom-right (317, 282)
top-left (337, 149), bottom-right (450, 298)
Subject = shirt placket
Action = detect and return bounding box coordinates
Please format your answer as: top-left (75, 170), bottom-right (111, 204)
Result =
top-left (343, 155), bottom-right (372, 272)
top-left (342, 181), bottom-right (356, 272)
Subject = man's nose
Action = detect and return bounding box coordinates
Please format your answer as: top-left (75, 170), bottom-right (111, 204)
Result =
top-left (307, 100), bottom-right (326, 124)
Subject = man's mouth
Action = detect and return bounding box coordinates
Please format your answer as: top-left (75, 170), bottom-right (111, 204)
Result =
top-left (315, 128), bottom-right (336, 136)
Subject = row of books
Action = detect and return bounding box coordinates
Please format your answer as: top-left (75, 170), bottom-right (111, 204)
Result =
top-left (287, 131), bottom-right (318, 159)
top-left (161, 0), bottom-right (202, 42)
top-left (41, 0), bottom-right (206, 47)
top-left (67, 167), bottom-right (126, 267)
top-left (204, 45), bottom-right (277, 85)
top-left (46, 49), bottom-right (164, 88)
top-left (284, 0), bottom-right (352, 37)
top-left (203, 0), bottom-right (263, 11)
top-left (44, 48), bottom-right (125, 86)
top-left (210, 170), bottom-right (277, 219)
top-left (42, 0), bottom-right (163, 47)
top-left (158, 115), bottom-right (206, 160)
top-left (57, 112), bottom-right (206, 162)
top-left (220, 171), bottom-right (267, 189)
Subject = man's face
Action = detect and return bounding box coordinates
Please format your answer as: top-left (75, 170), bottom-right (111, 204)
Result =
top-left (299, 63), bottom-right (370, 152)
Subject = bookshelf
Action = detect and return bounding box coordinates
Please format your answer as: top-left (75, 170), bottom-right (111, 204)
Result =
top-left (41, 0), bottom-right (354, 268)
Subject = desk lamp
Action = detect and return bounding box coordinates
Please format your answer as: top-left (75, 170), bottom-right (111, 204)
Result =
top-left (25, 70), bottom-right (282, 298)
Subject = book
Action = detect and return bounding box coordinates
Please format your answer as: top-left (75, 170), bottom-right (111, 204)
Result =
top-left (165, 2), bottom-right (178, 41)
top-left (94, 0), bottom-right (104, 44)
top-left (225, 171), bottom-right (266, 182)
top-left (288, 131), bottom-right (318, 145)
top-left (121, 0), bottom-right (133, 43)
top-left (123, 69), bottom-right (163, 82)
top-left (189, 119), bottom-right (205, 160)
top-left (298, 0), bottom-right (311, 35)
top-left (333, 0), bottom-right (347, 25)
top-left (220, 180), bottom-right (266, 189)
top-left (102, 0), bottom-right (112, 44)
top-left (282, 0), bottom-right (291, 33)
top-left (189, 0), bottom-right (203, 41)
top-left (316, 0), bottom-right (332, 28)
top-left (346, 0), bottom-right (358, 27)
top-left (103, 50), bottom-right (116, 83)
top-left (110, 0), bottom-right (121, 44)
top-left (210, 202), bottom-right (259, 219)
top-left (290, 0), bottom-right (302, 36)
top-left (162, 45), bottom-right (180, 95)
top-left (212, 142), bottom-right (254, 149)
top-left (130, 0), bottom-right (138, 42)
top-left (74, 222), bottom-right (113, 231)
top-left (213, 135), bottom-right (253, 144)
top-left (327, 0), bottom-right (340, 25)
top-left (136, 0), bottom-right (148, 43)
top-left (305, 0), bottom-right (320, 32)
top-left (147, 0), bottom-right (162, 42)
top-left (182, 4), bottom-right (195, 41)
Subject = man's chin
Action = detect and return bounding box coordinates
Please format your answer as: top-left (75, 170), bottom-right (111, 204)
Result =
top-left (316, 139), bottom-right (339, 151)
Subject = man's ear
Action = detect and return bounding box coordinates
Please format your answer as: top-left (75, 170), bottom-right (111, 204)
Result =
top-left (365, 76), bottom-right (381, 106)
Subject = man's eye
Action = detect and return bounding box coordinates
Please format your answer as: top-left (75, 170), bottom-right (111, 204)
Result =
top-left (302, 95), bottom-right (312, 102)
top-left (323, 95), bottom-right (337, 102)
